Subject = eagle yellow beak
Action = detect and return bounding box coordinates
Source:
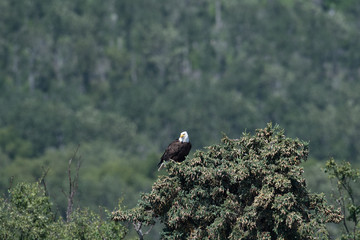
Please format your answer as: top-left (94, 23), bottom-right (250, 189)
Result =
top-left (180, 133), bottom-right (184, 138)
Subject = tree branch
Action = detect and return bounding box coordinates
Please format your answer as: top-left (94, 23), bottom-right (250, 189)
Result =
top-left (64, 145), bottom-right (82, 222)
top-left (40, 166), bottom-right (50, 197)
top-left (133, 222), bottom-right (144, 240)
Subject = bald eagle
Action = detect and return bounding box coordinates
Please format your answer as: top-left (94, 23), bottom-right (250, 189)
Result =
top-left (157, 131), bottom-right (192, 171)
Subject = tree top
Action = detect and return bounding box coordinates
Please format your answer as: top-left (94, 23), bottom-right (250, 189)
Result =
top-left (113, 123), bottom-right (342, 239)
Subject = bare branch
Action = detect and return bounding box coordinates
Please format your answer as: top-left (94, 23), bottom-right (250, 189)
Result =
top-left (40, 166), bottom-right (50, 197)
top-left (4, 176), bottom-right (15, 203)
top-left (131, 221), bottom-right (153, 240)
top-left (133, 222), bottom-right (144, 240)
top-left (144, 225), bottom-right (154, 235)
top-left (8, 176), bottom-right (14, 191)
top-left (65, 144), bottom-right (81, 222)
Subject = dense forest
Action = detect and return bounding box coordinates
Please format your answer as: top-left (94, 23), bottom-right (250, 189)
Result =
top-left (1, 0), bottom-right (360, 238)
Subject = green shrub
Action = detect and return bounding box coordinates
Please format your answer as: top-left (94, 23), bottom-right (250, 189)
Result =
top-left (0, 182), bottom-right (54, 239)
top-left (324, 159), bottom-right (360, 240)
top-left (49, 208), bottom-right (126, 240)
top-left (0, 181), bottom-right (127, 240)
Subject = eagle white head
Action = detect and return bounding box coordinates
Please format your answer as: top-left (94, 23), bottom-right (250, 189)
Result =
top-left (179, 131), bottom-right (190, 143)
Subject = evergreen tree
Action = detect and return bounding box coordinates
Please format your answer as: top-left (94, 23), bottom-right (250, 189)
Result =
top-left (113, 124), bottom-right (343, 239)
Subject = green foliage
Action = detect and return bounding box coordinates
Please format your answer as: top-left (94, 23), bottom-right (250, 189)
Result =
top-left (114, 124), bottom-right (343, 239)
top-left (0, 143), bottom-right (157, 219)
top-left (325, 159), bottom-right (360, 240)
top-left (0, 127), bottom-right (33, 159)
top-left (0, 93), bottom-right (144, 157)
top-left (1, 0), bottom-right (360, 160)
top-left (0, 182), bottom-right (54, 239)
top-left (49, 208), bottom-right (126, 240)
top-left (0, 181), bottom-right (127, 240)
top-left (1, 1), bottom-right (360, 238)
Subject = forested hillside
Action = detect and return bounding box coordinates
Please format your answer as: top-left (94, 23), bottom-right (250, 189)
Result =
top-left (1, 0), bottom-right (360, 238)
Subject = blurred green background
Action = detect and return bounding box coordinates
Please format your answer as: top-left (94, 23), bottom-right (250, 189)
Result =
top-left (0, 0), bottom-right (359, 237)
